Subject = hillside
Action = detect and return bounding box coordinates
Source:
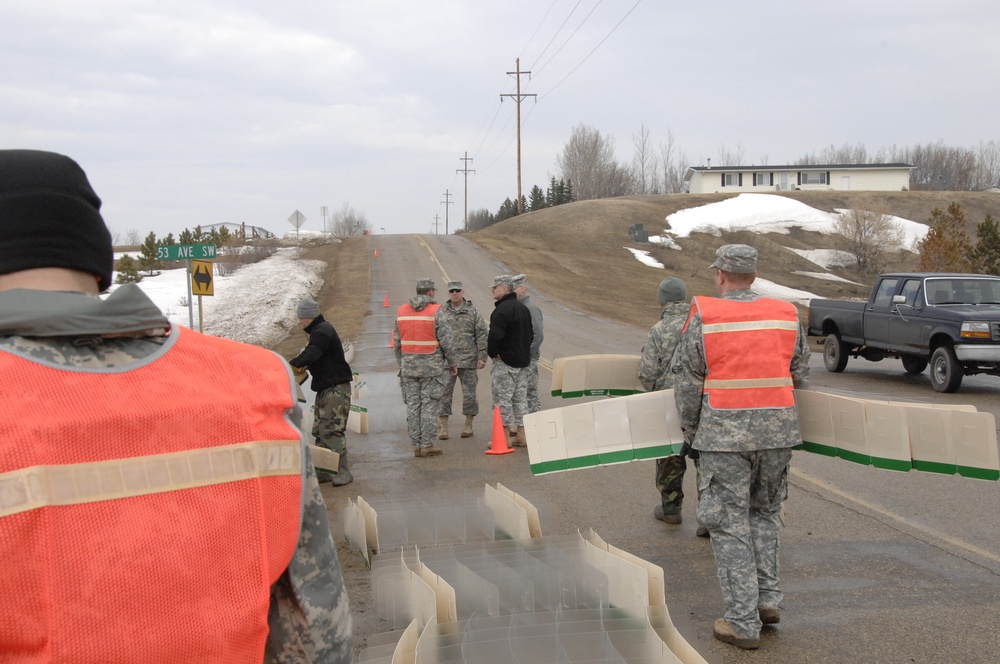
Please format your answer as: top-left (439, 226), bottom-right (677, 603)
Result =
top-left (467, 191), bottom-right (1000, 329)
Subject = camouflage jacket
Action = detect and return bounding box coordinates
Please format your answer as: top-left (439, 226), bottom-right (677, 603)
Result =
top-left (520, 294), bottom-right (544, 361)
top-left (638, 300), bottom-right (688, 392)
top-left (0, 285), bottom-right (352, 663)
top-left (669, 288), bottom-right (811, 452)
top-left (442, 298), bottom-right (488, 368)
top-left (393, 294), bottom-right (457, 378)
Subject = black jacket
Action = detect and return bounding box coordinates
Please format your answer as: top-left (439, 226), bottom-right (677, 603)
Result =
top-left (289, 314), bottom-right (353, 392)
top-left (488, 292), bottom-right (532, 368)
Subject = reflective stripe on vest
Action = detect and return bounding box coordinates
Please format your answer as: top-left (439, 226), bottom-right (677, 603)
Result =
top-left (0, 326), bottom-right (303, 662)
top-left (694, 296), bottom-right (799, 410)
top-left (397, 302), bottom-right (440, 354)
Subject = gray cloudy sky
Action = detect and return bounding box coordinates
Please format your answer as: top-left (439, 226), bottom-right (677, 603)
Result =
top-left (3, 1), bottom-right (998, 239)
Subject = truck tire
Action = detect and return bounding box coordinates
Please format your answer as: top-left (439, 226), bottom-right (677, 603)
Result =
top-left (823, 333), bottom-right (849, 373)
top-left (929, 346), bottom-right (963, 393)
top-left (901, 356), bottom-right (928, 374)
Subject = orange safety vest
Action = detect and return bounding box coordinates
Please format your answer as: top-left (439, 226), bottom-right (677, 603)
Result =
top-left (691, 296), bottom-right (800, 410)
top-left (397, 302), bottom-right (441, 354)
top-left (0, 327), bottom-right (303, 663)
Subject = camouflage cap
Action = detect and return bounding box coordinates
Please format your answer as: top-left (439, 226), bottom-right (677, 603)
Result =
top-left (511, 273), bottom-right (526, 288)
top-left (708, 244), bottom-right (758, 274)
top-left (446, 280), bottom-right (463, 290)
top-left (491, 274), bottom-right (513, 288)
top-left (416, 277), bottom-right (435, 290)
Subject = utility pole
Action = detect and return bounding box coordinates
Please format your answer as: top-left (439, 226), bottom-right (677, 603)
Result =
top-left (432, 214), bottom-right (441, 234)
top-left (500, 58), bottom-right (536, 215)
top-left (457, 152), bottom-right (476, 232)
top-left (441, 190), bottom-right (454, 234)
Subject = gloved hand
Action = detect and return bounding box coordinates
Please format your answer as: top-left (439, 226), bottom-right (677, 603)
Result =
top-left (680, 441), bottom-right (700, 460)
top-left (292, 365), bottom-right (309, 385)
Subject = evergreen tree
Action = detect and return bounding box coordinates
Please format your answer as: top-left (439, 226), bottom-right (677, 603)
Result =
top-left (162, 232), bottom-right (175, 246)
top-left (114, 255), bottom-right (143, 284)
top-left (496, 198), bottom-right (519, 222)
top-left (178, 229), bottom-right (194, 244)
top-left (216, 226), bottom-right (232, 245)
top-left (528, 185), bottom-right (547, 212)
top-left (192, 225), bottom-right (204, 241)
top-left (138, 231), bottom-right (161, 276)
top-left (918, 203), bottom-right (975, 272)
top-left (973, 215), bottom-right (1000, 275)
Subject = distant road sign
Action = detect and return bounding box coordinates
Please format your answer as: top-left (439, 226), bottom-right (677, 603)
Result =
top-left (288, 210), bottom-right (306, 229)
top-left (157, 243), bottom-right (217, 261)
top-left (191, 259), bottom-right (214, 296)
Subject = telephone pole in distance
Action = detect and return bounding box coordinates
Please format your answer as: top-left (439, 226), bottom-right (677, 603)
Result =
top-left (500, 58), bottom-right (536, 215)
top-left (441, 190), bottom-right (454, 234)
top-left (457, 152), bottom-right (475, 232)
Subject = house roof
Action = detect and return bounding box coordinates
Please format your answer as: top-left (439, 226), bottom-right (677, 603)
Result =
top-left (687, 163), bottom-right (913, 174)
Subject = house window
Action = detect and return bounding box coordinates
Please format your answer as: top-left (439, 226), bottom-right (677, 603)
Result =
top-left (754, 173), bottom-right (772, 186)
top-left (801, 171), bottom-right (828, 185)
top-left (721, 173), bottom-right (742, 186)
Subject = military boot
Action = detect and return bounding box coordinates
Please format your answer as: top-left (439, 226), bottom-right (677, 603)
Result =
top-left (513, 426), bottom-right (527, 447)
top-left (460, 415), bottom-right (474, 438)
top-left (438, 416), bottom-right (449, 440)
top-left (331, 452), bottom-right (353, 486)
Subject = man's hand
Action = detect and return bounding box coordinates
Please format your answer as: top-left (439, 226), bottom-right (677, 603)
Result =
top-left (292, 365), bottom-right (309, 385)
top-left (476, 359), bottom-right (486, 370)
top-left (449, 367), bottom-right (459, 376)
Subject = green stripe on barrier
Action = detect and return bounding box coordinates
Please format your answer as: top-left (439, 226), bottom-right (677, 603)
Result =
top-left (836, 449), bottom-right (871, 466)
top-left (958, 465), bottom-right (1000, 481)
top-left (911, 459), bottom-right (957, 475)
top-left (633, 444), bottom-right (682, 460)
top-left (795, 440), bottom-right (837, 457)
top-left (870, 457), bottom-right (913, 472)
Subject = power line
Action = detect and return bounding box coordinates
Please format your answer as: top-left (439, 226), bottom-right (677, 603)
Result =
top-left (440, 190), bottom-right (454, 234)
top-left (500, 58), bottom-right (537, 215)
top-left (457, 153), bottom-right (476, 232)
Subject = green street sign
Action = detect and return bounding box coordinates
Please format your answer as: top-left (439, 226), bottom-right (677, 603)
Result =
top-left (156, 243), bottom-right (217, 261)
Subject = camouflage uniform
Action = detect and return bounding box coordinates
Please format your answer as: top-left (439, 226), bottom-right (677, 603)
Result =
top-left (671, 285), bottom-right (810, 641)
top-left (0, 285), bottom-right (352, 663)
top-left (638, 299), bottom-right (689, 516)
top-left (440, 298), bottom-right (487, 417)
top-left (490, 360), bottom-right (529, 427)
top-left (393, 292), bottom-right (456, 450)
top-left (313, 382), bottom-right (351, 458)
top-left (520, 294), bottom-right (543, 413)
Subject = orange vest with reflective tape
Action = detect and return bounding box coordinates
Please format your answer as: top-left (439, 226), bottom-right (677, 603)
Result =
top-left (397, 302), bottom-right (441, 354)
top-left (0, 327), bottom-right (303, 663)
top-left (692, 296), bottom-right (799, 410)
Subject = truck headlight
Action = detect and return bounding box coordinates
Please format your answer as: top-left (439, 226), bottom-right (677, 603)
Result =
top-left (960, 321), bottom-right (991, 339)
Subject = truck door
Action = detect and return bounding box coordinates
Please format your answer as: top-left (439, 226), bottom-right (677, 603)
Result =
top-left (864, 277), bottom-right (899, 348)
top-left (888, 278), bottom-right (925, 353)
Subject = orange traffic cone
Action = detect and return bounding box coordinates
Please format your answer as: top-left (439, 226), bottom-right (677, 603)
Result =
top-left (485, 406), bottom-right (515, 455)
top-left (388, 333), bottom-right (394, 348)
top-left (374, 249), bottom-right (379, 258)
top-left (383, 294), bottom-right (389, 307)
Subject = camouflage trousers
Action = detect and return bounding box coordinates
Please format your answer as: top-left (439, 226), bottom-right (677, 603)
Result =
top-left (655, 454), bottom-right (691, 515)
top-left (264, 451), bottom-right (353, 664)
top-left (696, 448), bottom-right (792, 639)
top-left (440, 367), bottom-right (479, 416)
top-left (312, 383), bottom-right (351, 482)
top-left (491, 359), bottom-right (528, 428)
top-left (525, 359), bottom-right (541, 414)
top-left (401, 375), bottom-right (445, 448)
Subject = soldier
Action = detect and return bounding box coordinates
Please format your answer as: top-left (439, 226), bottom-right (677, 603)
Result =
top-left (438, 280), bottom-right (488, 440)
top-left (487, 274), bottom-right (532, 447)
top-left (512, 273), bottom-right (543, 414)
top-left (638, 276), bottom-right (707, 535)
top-left (289, 297), bottom-right (354, 486)
top-left (0, 149), bottom-right (352, 662)
top-left (393, 278), bottom-right (456, 457)
top-left (671, 244), bottom-right (810, 650)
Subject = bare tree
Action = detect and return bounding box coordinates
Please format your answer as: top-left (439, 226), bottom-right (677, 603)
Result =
top-left (660, 130), bottom-right (688, 194)
top-left (331, 202), bottom-right (371, 236)
top-left (125, 228), bottom-right (141, 246)
top-left (632, 123), bottom-right (657, 194)
top-left (716, 141), bottom-right (744, 167)
top-left (556, 123), bottom-right (634, 200)
top-left (834, 196), bottom-right (904, 276)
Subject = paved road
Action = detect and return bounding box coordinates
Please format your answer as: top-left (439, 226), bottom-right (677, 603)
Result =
top-left (332, 233), bottom-right (1000, 663)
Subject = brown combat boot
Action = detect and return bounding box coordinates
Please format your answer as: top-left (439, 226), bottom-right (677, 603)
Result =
top-left (415, 446), bottom-right (443, 458)
top-left (713, 619), bottom-right (759, 650)
top-left (513, 426), bottom-right (527, 447)
top-left (758, 606), bottom-right (780, 625)
top-left (437, 416), bottom-right (449, 440)
top-left (460, 415), bottom-right (474, 438)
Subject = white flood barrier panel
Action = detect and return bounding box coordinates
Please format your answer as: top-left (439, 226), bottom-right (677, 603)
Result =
top-left (551, 354), bottom-right (645, 398)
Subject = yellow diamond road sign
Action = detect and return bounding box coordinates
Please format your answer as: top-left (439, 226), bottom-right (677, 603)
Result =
top-left (191, 259), bottom-right (214, 296)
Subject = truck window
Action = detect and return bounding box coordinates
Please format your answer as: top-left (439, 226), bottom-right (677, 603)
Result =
top-left (900, 279), bottom-right (921, 307)
top-left (927, 280), bottom-right (952, 305)
top-left (873, 278), bottom-right (899, 309)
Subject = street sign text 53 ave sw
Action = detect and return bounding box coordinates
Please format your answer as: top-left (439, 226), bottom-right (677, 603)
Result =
top-left (156, 243), bottom-right (217, 261)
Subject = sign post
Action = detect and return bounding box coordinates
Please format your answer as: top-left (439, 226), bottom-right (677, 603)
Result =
top-left (156, 243), bottom-right (217, 328)
top-left (191, 259), bottom-right (214, 333)
top-left (287, 210), bottom-right (306, 246)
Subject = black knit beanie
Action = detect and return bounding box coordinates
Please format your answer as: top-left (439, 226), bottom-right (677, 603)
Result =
top-left (0, 149), bottom-right (113, 292)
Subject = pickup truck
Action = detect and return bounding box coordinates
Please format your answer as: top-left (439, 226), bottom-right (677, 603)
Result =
top-left (807, 272), bottom-right (1000, 392)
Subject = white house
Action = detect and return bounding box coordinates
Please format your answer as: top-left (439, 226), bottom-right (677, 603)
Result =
top-left (684, 163), bottom-right (912, 194)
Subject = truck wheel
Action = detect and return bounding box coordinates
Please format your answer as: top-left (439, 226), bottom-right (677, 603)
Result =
top-left (929, 346), bottom-right (963, 393)
top-left (823, 333), bottom-right (849, 373)
top-left (901, 356), bottom-right (928, 374)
